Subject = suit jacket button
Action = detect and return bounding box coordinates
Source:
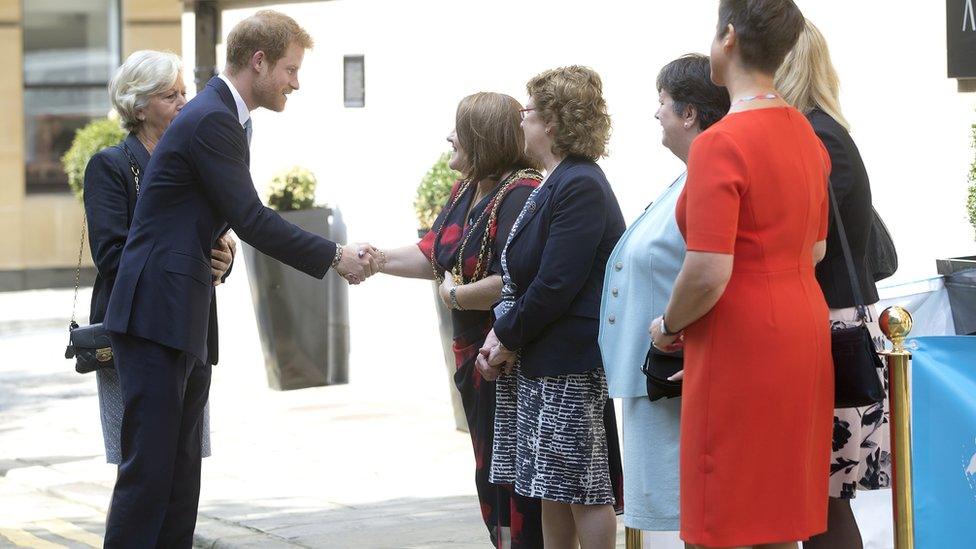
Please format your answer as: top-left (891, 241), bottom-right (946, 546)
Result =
top-left (614, 262), bottom-right (623, 271)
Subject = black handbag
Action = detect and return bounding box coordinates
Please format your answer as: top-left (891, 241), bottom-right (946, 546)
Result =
top-left (65, 321), bottom-right (114, 373)
top-left (866, 207), bottom-right (897, 282)
top-left (828, 183), bottom-right (886, 409)
top-left (641, 347), bottom-right (683, 402)
top-left (65, 143), bottom-right (141, 374)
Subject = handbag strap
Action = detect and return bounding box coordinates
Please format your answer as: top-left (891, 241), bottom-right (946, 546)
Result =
top-left (120, 142), bottom-right (141, 195)
top-left (69, 142), bottom-right (142, 330)
top-left (826, 179), bottom-right (868, 321)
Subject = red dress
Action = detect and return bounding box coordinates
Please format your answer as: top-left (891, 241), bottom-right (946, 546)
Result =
top-left (676, 107), bottom-right (834, 546)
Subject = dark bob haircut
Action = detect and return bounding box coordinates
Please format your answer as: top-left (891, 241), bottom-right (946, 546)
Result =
top-left (717, 0), bottom-right (805, 74)
top-left (656, 54), bottom-right (730, 131)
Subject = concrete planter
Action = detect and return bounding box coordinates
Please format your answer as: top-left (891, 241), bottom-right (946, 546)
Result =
top-left (243, 207), bottom-right (349, 390)
top-left (936, 255), bottom-right (976, 335)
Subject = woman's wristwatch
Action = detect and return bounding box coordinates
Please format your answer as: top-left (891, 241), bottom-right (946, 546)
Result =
top-left (661, 316), bottom-right (681, 337)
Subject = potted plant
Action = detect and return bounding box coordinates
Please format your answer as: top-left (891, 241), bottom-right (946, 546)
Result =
top-left (937, 122), bottom-right (976, 334)
top-left (415, 152), bottom-right (468, 431)
top-left (242, 167), bottom-right (350, 389)
top-left (62, 117), bottom-right (127, 200)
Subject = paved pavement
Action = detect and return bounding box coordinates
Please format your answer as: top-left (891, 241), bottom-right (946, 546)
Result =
top-left (0, 255), bottom-right (893, 548)
top-left (0, 260), bottom-right (635, 548)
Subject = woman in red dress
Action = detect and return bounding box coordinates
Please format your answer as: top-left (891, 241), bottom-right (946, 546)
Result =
top-left (650, 1), bottom-right (833, 547)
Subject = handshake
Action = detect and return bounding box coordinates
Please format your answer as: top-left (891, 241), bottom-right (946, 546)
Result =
top-left (333, 243), bottom-right (384, 285)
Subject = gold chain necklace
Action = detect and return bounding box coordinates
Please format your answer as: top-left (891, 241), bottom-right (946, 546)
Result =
top-left (428, 169), bottom-right (542, 284)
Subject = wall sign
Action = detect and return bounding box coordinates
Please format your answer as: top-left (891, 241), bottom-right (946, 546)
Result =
top-left (948, 0), bottom-right (976, 78)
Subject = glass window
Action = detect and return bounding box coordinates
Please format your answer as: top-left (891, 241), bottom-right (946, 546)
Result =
top-left (23, 0), bottom-right (120, 193)
top-left (344, 55), bottom-right (365, 108)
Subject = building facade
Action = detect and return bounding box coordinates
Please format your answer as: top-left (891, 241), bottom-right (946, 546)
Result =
top-left (0, 0), bottom-right (181, 291)
top-left (3, 0), bottom-right (975, 292)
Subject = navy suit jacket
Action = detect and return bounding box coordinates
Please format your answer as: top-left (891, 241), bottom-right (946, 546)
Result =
top-left (104, 76), bottom-right (337, 363)
top-left (493, 156), bottom-right (625, 378)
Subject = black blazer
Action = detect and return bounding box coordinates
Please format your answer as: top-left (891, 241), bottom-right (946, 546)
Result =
top-left (493, 156), bottom-right (625, 378)
top-left (83, 133), bottom-right (144, 326)
top-left (807, 108), bottom-right (879, 308)
top-left (104, 77), bottom-right (337, 363)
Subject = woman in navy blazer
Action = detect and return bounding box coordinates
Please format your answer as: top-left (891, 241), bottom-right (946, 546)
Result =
top-left (83, 50), bottom-right (232, 466)
top-left (477, 66), bottom-right (625, 548)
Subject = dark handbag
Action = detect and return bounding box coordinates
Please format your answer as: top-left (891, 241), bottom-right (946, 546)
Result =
top-left (866, 207), bottom-right (897, 282)
top-left (65, 321), bottom-right (114, 373)
top-left (828, 183), bottom-right (886, 409)
top-left (641, 347), bottom-right (683, 401)
top-left (64, 143), bottom-right (141, 374)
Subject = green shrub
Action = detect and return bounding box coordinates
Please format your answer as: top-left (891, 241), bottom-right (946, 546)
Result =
top-left (61, 117), bottom-right (127, 201)
top-left (267, 166), bottom-right (317, 211)
top-left (969, 123), bottom-right (976, 241)
top-left (414, 152), bottom-right (460, 232)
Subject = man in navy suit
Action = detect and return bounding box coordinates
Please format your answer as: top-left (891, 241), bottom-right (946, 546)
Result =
top-left (101, 11), bottom-right (374, 548)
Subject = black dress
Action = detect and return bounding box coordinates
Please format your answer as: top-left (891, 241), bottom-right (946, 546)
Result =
top-left (417, 171), bottom-right (543, 548)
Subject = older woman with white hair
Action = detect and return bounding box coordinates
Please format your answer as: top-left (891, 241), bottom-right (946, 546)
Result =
top-left (83, 50), bottom-right (234, 465)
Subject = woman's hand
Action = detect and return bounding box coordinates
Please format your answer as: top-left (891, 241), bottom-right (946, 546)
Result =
top-left (649, 316), bottom-right (683, 353)
top-left (476, 329), bottom-right (516, 381)
top-left (439, 271), bottom-right (456, 308)
top-left (211, 234), bottom-right (237, 286)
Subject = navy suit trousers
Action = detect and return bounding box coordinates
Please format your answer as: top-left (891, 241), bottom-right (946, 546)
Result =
top-left (104, 332), bottom-right (211, 549)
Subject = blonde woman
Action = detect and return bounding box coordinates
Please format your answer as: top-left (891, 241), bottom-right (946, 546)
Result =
top-left (776, 20), bottom-right (888, 549)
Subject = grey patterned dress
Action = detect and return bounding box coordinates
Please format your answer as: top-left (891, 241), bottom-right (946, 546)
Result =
top-left (96, 368), bottom-right (211, 464)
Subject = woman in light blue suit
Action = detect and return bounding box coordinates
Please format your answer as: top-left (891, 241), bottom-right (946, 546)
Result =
top-left (598, 54), bottom-right (729, 534)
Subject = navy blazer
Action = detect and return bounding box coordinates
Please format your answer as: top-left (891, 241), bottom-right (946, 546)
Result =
top-left (104, 76), bottom-right (337, 363)
top-left (493, 156), bottom-right (625, 378)
top-left (83, 133), bottom-right (145, 326)
top-left (807, 108), bottom-right (879, 308)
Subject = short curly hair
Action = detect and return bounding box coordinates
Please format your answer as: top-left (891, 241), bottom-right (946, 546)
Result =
top-left (527, 66), bottom-right (611, 161)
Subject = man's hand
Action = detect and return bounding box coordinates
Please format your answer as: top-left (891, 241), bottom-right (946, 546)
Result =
top-left (335, 243), bottom-right (378, 285)
top-left (211, 234), bottom-right (237, 286)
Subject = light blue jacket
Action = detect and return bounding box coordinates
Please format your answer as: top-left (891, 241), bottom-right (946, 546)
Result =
top-left (598, 173), bottom-right (688, 398)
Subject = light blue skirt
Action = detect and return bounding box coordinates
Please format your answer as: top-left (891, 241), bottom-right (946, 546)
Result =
top-left (621, 396), bottom-right (680, 530)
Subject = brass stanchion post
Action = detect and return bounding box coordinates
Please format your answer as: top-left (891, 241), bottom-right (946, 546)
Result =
top-left (880, 306), bottom-right (914, 549)
top-left (625, 526), bottom-right (643, 549)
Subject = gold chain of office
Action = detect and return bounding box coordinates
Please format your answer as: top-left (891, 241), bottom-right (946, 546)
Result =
top-left (428, 168), bottom-right (542, 285)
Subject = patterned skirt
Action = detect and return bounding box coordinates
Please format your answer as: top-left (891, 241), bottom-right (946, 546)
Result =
top-left (829, 305), bottom-right (892, 498)
top-left (95, 367), bottom-right (211, 464)
top-left (490, 364), bottom-right (622, 507)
